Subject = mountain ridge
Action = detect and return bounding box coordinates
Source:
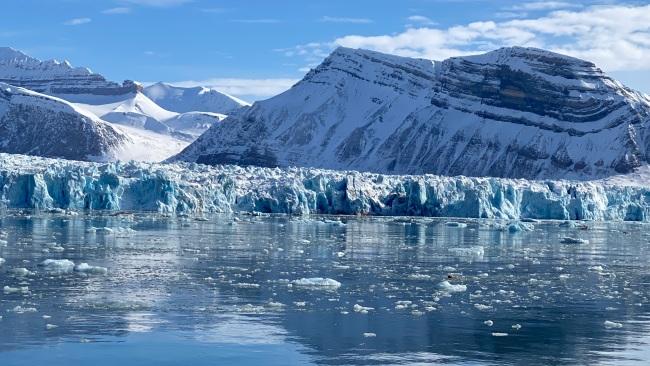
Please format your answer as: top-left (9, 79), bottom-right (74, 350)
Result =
top-left (172, 46), bottom-right (650, 180)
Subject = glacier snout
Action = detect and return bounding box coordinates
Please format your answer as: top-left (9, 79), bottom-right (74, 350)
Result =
top-left (0, 154), bottom-right (648, 221)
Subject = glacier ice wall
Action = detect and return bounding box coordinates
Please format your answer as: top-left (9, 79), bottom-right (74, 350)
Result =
top-left (0, 153), bottom-right (648, 221)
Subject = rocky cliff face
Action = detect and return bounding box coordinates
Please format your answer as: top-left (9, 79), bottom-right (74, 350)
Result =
top-left (0, 83), bottom-right (128, 161)
top-left (173, 46), bottom-right (650, 180)
top-left (0, 47), bottom-right (140, 98)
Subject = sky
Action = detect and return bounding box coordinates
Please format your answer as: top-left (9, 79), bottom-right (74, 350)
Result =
top-left (2, 0), bottom-right (650, 101)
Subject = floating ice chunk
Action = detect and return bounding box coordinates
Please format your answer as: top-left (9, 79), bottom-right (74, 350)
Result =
top-left (508, 221), bottom-right (534, 233)
top-left (446, 222), bottom-right (467, 228)
top-left (233, 283), bottom-right (260, 288)
top-left (395, 300), bottom-right (412, 308)
top-left (293, 301), bottom-right (306, 307)
top-left (0, 258), bottom-right (5, 266)
top-left (492, 332), bottom-right (508, 337)
top-left (589, 265), bottom-right (604, 272)
top-left (511, 324), bottom-right (522, 330)
top-left (363, 332), bottom-right (377, 338)
top-left (353, 304), bottom-right (374, 314)
top-left (408, 274), bottom-right (432, 280)
top-left (484, 320), bottom-right (494, 326)
top-left (474, 303), bottom-right (492, 311)
top-left (559, 221), bottom-right (590, 229)
top-left (560, 237), bottom-right (589, 244)
top-left (10, 306), bottom-right (37, 313)
top-left (74, 263), bottom-right (108, 275)
top-left (40, 259), bottom-right (75, 274)
top-left (235, 304), bottom-right (266, 313)
top-left (438, 281), bottom-right (467, 293)
top-left (292, 278), bottom-right (341, 289)
top-left (604, 320), bottom-right (623, 329)
top-left (10, 267), bottom-right (35, 277)
top-left (45, 324), bottom-right (58, 330)
top-left (3, 285), bottom-right (29, 294)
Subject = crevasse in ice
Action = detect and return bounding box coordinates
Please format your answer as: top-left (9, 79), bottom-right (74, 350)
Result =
top-left (0, 153), bottom-right (648, 221)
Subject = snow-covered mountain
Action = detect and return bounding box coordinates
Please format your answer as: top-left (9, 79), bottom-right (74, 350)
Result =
top-left (0, 82), bottom-right (128, 161)
top-left (173, 46), bottom-right (650, 180)
top-left (0, 47), bottom-right (139, 98)
top-left (0, 47), bottom-right (237, 162)
top-left (143, 82), bottom-right (249, 114)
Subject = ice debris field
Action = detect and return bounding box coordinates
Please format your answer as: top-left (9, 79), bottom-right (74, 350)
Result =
top-left (0, 153), bottom-right (649, 221)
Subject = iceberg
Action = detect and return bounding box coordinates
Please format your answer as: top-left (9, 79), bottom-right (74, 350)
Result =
top-left (1, 153), bottom-right (650, 221)
top-left (292, 278), bottom-right (342, 289)
top-left (39, 259), bottom-right (75, 274)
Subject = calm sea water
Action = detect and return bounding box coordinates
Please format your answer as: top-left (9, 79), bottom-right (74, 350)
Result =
top-left (1, 211), bottom-right (649, 365)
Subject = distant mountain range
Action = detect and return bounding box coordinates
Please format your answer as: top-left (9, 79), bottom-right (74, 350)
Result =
top-left (2, 45), bottom-right (650, 180)
top-left (173, 46), bottom-right (650, 179)
top-left (0, 47), bottom-right (248, 161)
top-left (144, 82), bottom-right (249, 115)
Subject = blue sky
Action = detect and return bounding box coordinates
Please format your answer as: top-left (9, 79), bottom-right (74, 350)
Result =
top-left (2, 0), bottom-right (650, 100)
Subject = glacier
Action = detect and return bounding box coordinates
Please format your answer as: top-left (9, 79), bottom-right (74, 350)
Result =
top-left (0, 153), bottom-right (649, 221)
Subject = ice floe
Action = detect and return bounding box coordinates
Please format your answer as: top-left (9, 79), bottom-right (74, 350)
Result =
top-left (292, 278), bottom-right (341, 289)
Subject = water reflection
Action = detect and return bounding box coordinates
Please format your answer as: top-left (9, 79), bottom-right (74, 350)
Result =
top-left (0, 211), bottom-right (649, 365)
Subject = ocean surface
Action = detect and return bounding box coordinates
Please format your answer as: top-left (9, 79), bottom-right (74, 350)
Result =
top-left (1, 211), bottom-right (649, 365)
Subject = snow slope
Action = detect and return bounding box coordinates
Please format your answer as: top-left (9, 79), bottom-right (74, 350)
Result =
top-left (0, 83), bottom-right (129, 161)
top-left (1, 152), bottom-right (649, 221)
top-left (144, 82), bottom-right (250, 114)
top-left (173, 46), bottom-right (650, 180)
top-left (73, 92), bottom-right (223, 139)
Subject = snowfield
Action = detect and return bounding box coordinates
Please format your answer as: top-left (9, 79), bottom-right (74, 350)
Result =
top-left (1, 153), bottom-right (649, 221)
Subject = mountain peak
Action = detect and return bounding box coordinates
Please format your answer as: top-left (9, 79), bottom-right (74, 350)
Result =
top-left (0, 47), bottom-right (31, 62)
top-left (143, 82), bottom-right (250, 114)
top-left (175, 46), bottom-right (650, 180)
top-left (456, 46), bottom-right (596, 68)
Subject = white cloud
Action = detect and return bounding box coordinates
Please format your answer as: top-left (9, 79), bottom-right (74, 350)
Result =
top-left (122, 0), bottom-right (192, 7)
top-left (162, 78), bottom-right (299, 100)
top-left (288, 4), bottom-right (650, 73)
top-left (63, 18), bottom-right (92, 26)
top-left (406, 15), bottom-right (436, 26)
top-left (103, 7), bottom-right (131, 15)
top-left (320, 16), bottom-right (373, 24)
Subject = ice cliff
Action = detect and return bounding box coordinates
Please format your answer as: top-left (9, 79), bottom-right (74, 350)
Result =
top-left (1, 153), bottom-right (648, 221)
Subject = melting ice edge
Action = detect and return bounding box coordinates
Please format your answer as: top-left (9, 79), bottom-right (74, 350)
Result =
top-left (0, 153), bottom-right (648, 221)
